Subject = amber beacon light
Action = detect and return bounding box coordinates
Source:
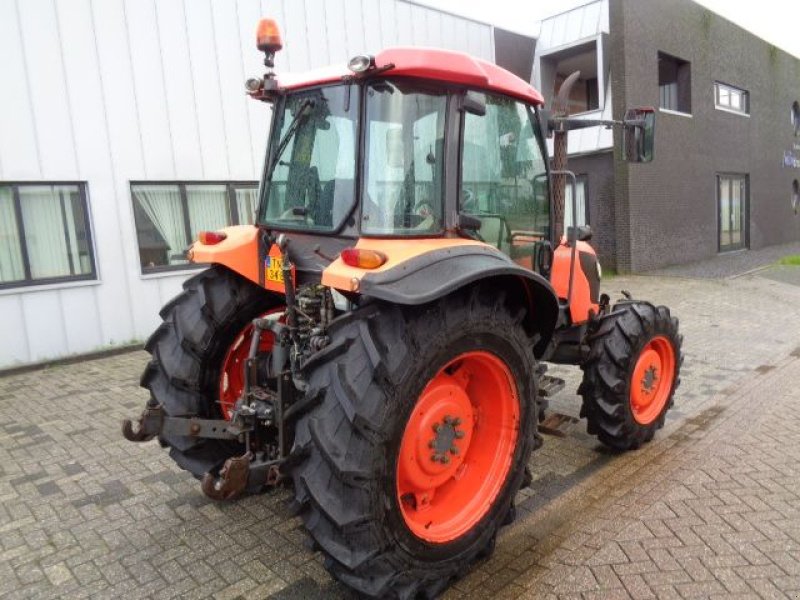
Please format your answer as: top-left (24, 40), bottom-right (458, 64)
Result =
top-left (256, 18), bottom-right (283, 53)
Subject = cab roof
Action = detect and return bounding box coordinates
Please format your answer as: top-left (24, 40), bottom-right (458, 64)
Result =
top-left (278, 47), bottom-right (545, 106)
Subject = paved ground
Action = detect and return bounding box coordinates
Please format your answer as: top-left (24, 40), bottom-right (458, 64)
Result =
top-left (1, 268), bottom-right (800, 600)
top-left (647, 241), bottom-right (800, 280)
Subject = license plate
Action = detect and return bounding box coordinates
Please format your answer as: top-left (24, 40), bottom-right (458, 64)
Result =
top-left (266, 256), bottom-right (284, 284)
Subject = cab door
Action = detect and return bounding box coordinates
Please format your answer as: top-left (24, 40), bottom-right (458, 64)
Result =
top-left (458, 92), bottom-right (551, 272)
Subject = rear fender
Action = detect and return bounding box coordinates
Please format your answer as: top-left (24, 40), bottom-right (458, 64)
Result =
top-left (188, 225), bottom-right (260, 285)
top-left (325, 243), bottom-right (559, 356)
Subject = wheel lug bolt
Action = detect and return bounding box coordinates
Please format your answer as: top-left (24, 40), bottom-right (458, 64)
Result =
top-left (431, 453), bottom-right (439, 462)
top-left (454, 430), bottom-right (465, 439)
top-left (443, 415), bottom-right (452, 424)
top-left (450, 446), bottom-right (459, 455)
top-left (441, 455), bottom-right (450, 464)
top-left (452, 417), bottom-right (461, 426)
top-left (432, 423), bottom-right (440, 433)
top-left (428, 439), bottom-right (436, 448)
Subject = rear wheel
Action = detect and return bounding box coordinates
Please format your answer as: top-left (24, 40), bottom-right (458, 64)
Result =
top-left (140, 265), bottom-right (279, 477)
top-left (579, 302), bottom-right (683, 450)
top-left (288, 289), bottom-right (537, 598)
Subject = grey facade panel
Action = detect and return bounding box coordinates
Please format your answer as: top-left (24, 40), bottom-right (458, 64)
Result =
top-left (610, 0), bottom-right (800, 272)
top-left (494, 28), bottom-right (536, 82)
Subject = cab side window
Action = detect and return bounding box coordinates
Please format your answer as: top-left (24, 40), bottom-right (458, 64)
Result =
top-left (460, 93), bottom-right (549, 267)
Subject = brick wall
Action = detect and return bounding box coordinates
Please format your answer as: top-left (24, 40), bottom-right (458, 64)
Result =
top-left (609, 0), bottom-right (800, 272)
top-left (568, 152), bottom-right (617, 270)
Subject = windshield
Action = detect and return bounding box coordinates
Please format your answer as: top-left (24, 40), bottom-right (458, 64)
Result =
top-left (260, 85), bottom-right (358, 231)
top-left (361, 81), bottom-right (447, 235)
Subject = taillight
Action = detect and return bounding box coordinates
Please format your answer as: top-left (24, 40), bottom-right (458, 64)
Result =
top-left (341, 248), bottom-right (387, 269)
top-left (198, 231), bottom-right (227, 245)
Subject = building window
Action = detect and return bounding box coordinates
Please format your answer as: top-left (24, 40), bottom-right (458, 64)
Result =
top-left (793, 180), bottom-right (799, 215)
top-left (715, 82), bottom-right (749, 115)
top-left (0, 183), bottom-right (96, 289)
top-left (792, 101), bottom-right (800, 136)
top-left (717, 174), bottom-right (748, 252)
top-left (565, 176), bottom-right (589, 228)
top-left (658, 52), bottom-right (691, 114)
top-left (131, 182), bottom-right (257, 273)
top-left (542, 41), bottom-right (601, 114)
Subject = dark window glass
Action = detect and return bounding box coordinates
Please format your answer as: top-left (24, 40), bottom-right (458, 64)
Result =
top-left (362, 80), bottom-right (447, 235)
top-left (0, 183), bottom-right (95, 288)
top-left (792, 101), bottom-right (800, 136)
top-left (261, 85), bottom-right (358, 232)
top-left (658, 52), bottom-right (691, 114)
top-left (460, 94), bottom-right (549, 268)
top-left (131, 182), bottom-right (257, 272)
top-left (718, 174), bottom-right (747, 252)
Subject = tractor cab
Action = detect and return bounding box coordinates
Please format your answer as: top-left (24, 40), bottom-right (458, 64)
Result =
top-left (253, 49), bottom-right (554, 280)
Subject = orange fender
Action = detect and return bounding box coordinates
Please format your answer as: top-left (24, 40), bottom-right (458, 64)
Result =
top-left (188, 225), bottom-right (260, 285)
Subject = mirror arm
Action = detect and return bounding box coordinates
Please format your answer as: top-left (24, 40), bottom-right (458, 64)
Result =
top-left (548, 116), bottom-right (624, 133)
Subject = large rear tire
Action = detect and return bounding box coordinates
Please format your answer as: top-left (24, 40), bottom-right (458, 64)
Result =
top-left (288, 289), bottom-right (538, 598)
top-left (140, 265), bottom-right (278, 477)
top-left (579, 302), bottom-right (683, 450)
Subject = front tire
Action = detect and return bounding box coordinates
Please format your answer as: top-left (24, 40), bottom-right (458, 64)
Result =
top-left (288, 289), bottom-right (538, 598)
top-left (579, 302), bottom-right (683, 450)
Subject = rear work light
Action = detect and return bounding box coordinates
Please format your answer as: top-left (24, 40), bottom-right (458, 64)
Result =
top-left (198, 231), bottom-right (227, 245)
top-left (341, 248), bottom-right (387, 269)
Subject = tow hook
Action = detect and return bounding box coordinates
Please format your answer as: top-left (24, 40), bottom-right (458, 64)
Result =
top-left (121, 405), bottom-right (162, 442)
top-left (200, 453), bottom-right (252, 500)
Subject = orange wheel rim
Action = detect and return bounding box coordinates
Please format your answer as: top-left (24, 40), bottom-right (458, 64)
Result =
top-left (630, 335), bottom-right (676, 425)
top-left (396, 351), bottom-right (520, 543)
top-left (218, 308), bottom-right (283, 420)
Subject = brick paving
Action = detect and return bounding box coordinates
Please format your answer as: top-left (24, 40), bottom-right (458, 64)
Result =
top-left (1, 271), bottom-right (800, 599)
top-left (646, 242), bottom-right (800, 280)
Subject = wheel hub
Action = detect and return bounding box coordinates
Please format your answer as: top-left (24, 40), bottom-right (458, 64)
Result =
top-left (429, 416), bottom-right (465, 464)
top-left (641, 364), bottom-right (658, 393)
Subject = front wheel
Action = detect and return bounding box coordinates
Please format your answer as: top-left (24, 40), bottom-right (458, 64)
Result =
top-left (288, 289), bottom-right (538, 598)
top-left (579, 302), bottom-right (683, 450)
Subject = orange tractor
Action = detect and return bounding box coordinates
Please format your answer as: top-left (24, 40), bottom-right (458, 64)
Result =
top-left (124, 19), bottom-right (682, 598)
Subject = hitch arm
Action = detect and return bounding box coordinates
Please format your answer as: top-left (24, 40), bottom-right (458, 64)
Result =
top-left (122, 406), bottom-right (250, 443)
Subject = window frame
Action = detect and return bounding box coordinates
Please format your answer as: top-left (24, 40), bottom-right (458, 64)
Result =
top-left (457, 91), bottom-right (553, 247)
top-left (658, 51), bottom-right (692, 116)
top-left (714, 81), bottom-right (749, 116)
top-left (716, 173), bottom-right (749, 253)
top-left (564, 174), bottom-right (590, 228)
top-left (0, 181), bottom-right (97, 291)
top-left (259, 82), bottom-right (362, 235)
top-left (359, 78), bottom-right (450, 239)
top-left (131, 180), bottom-right (258, 275)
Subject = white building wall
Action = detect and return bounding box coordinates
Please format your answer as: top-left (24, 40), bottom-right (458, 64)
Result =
top-left (0, 0), bottom-right (495, 368)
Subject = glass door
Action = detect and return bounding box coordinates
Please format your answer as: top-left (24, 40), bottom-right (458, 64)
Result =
top-left (718, 174), bottom-right (747, 252)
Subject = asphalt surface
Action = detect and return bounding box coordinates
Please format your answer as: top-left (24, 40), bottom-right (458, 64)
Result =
top-left (1, 266), bottom-right (800, 599)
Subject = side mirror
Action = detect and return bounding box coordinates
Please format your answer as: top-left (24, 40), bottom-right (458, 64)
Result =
top-left (385, 128), bottom-right (404, 169)
top-left (462, 91), bottom-right (486, 116)
top-left (623, 107), bottom-right (655, 163)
